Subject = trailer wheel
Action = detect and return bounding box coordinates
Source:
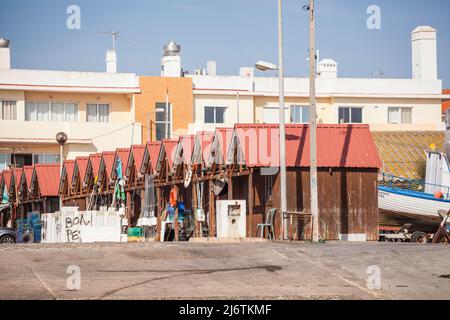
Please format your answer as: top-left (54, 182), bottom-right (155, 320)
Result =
top-left (411, 231), bottom-right (429, 244)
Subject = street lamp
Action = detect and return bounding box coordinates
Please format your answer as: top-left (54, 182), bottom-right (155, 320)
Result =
top-left (254, 0), bottom-right (288, 240)
top-left (255, 61), bottom-right (278, 72)
top-left (56, 132), bottom-right (68, 210)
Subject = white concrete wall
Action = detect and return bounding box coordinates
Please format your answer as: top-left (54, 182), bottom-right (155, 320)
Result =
top-left (0, 69), bottom-right (140, 93)
top-left (41, 208), bottom-right (122, 243)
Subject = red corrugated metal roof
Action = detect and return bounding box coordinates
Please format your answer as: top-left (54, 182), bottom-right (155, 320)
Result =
top-left (23, 166), bottom-right (34, 189)
top-left (161, 139), bottom-right (179, 170)
top-left (13, 168), bottom-right (23, 194)
top-left (233, 124), bottom-right (382, 168)
top-left (59, 160), bottom-right (75, 193)
top-left (34, 164), bottom-right (60, 196)
top-left (2, 170), bottom-right (12, 193)
top-left (101, 151), bottom-right (115, 181)
top-left (211, 128), bottom-right (234, 165)
top-left (88, 154), bottom-right (102, 178)
top-left (142, 141), bottom-right (162, 174)
top-left (114, 148), bottom-right (130, 178)
top-left (75, 157), bottom-right (89, 183)
top-left (179, 135), bottom-right (195, 165)
top-left (193, 131), bottom-right (215, 165)
top-left (64, 160), bottom-right (75, 187)
top-left (127, 145), bottom-right (146, 177)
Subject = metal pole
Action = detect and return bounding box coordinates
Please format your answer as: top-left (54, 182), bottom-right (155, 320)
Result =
top-left (309, 0), bottom-right (319, 242)
top-left (278, 0), bottom-right (288, 240)
top-left (165, 89), bottom-right (169, 139)
top-left (147, 112), bottom-right (151, 142)
top-left (236, 91), bottom-right (240, 123)
top-left (59, 144), bottom-right (63, 210)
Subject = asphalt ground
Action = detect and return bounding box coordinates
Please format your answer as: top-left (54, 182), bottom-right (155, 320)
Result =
top-left (0, 241), bottom-right (449, 300)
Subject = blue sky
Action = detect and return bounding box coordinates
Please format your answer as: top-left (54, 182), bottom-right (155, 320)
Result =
top-left (1, 0), bottom-right (449, 87)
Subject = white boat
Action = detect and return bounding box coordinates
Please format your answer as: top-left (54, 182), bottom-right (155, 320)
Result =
top-left (378, 170), bottom-right (450, 231)
top-left (378, 186), bottom-right (450, 218)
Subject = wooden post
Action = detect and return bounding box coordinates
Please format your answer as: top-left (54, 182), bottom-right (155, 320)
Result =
top-left (42, 198), bottom-right (47, 214)
top-left (192, 181), bottom-right (199, 237)
top-left (126, 191), bottom-right (132, 227)
top-left (174, 207), bottom-right (179, 241)
top-left (156, 187), bottom-right (162, 241)
top-left (248, 169), bottom-right (254, 238)
top-left (209, 181), bottom-right (215, 237)
top-left (227, 171), bottom-right (233, 200)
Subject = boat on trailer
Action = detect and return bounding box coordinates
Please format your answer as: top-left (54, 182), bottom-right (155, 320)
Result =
top-left (378, 172), bottom-right (450, 233)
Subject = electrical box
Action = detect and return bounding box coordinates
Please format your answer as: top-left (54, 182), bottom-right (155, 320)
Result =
top-left (216, 200), bottom-right (246, 238)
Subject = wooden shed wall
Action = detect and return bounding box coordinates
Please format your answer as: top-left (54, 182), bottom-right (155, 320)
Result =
top-left (235, 168), bottom-right (378, 241)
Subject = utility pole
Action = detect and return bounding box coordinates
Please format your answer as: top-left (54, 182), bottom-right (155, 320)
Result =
top-left (165, 88), bottom-right (170, 139)
top-left (308, 0), bottom-right (319, 242)
top-left (278, 0), bottom-right (288, 240)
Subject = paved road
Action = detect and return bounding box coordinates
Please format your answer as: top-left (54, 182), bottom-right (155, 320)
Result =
top-left (0, 241), bottom-right (449, 300)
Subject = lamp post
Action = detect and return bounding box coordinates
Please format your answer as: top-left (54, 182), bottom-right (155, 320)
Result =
top-left (56, 132), bottom-right (68, 211)
top-left (255, 0), bottom-right (288, 240)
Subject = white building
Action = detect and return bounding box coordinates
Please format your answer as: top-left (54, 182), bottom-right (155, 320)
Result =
top-left (183, 26), bottom-right (448, 134)
top-left (0, 39), bottom-right (141, 170)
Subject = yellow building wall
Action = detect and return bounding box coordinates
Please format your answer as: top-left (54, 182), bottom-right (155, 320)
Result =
top-left (24, 92), bottom-right (132, 123)
top-left (136, 77), bottom-right (193, 142)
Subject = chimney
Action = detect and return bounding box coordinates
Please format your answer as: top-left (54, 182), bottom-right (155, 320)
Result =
top-left (161, 41), bottom-right (182, 77)
top-left (412, 26), bottom-right (437, 80)
top-left (317, 59), bottom-right (338, 79)
top-left (106, 50), bottom-right (117, 73)
top-left (207, 61), bottom-right (217, 76)
top-left (0, 38), bottom-right (11, 69)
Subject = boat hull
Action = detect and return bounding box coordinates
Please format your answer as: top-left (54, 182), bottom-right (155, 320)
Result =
top-left (378, 186), bottom-right (449, 231)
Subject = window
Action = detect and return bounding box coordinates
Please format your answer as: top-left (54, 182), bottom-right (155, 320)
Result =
top-left (290, 105), bottom-right (310, 123)
top-left (1, 101), bottom-right (17, 120)
top-left (25, 102), bottom-right (78, 122)
top-left (155, 102), bottom-right (172, 141)
top-left (11, 154), bottom-right (33, 168)
top-left (204, 106), bottom-right (226, 124)
top-left (388, 107), bottom-right (412, 124)
top-left (0, 154), bottom-right (11, 171)
top-left (87, 103), bottom-right (109, 123)
top-left (33, 153), bottom-right (60, 165)
top-left (339, 107), bottom-right (363, 124)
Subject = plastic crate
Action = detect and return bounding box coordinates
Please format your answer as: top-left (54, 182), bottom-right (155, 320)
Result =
top-left (127, 227), bottom-right (143, 237)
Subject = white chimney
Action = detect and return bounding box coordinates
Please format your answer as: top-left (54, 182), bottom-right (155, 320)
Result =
top-left (239, 67), bottom-right (254, 77)
top-left (161, 41), bottom-right (182, 77)
top-left (317, 59), bottom-right (338, 79)
top-left (207, 61), bottom-right (217, 76)
top-left (0, 38), bottom-right (11, 69)
top-left (106, 50), bottom-right (117, 73)
top-left (412, 26), bottom-right (437, 80)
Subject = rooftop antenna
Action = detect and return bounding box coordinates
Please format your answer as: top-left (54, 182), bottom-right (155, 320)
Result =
top-left (95, 28), bottom-right (131, 51)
